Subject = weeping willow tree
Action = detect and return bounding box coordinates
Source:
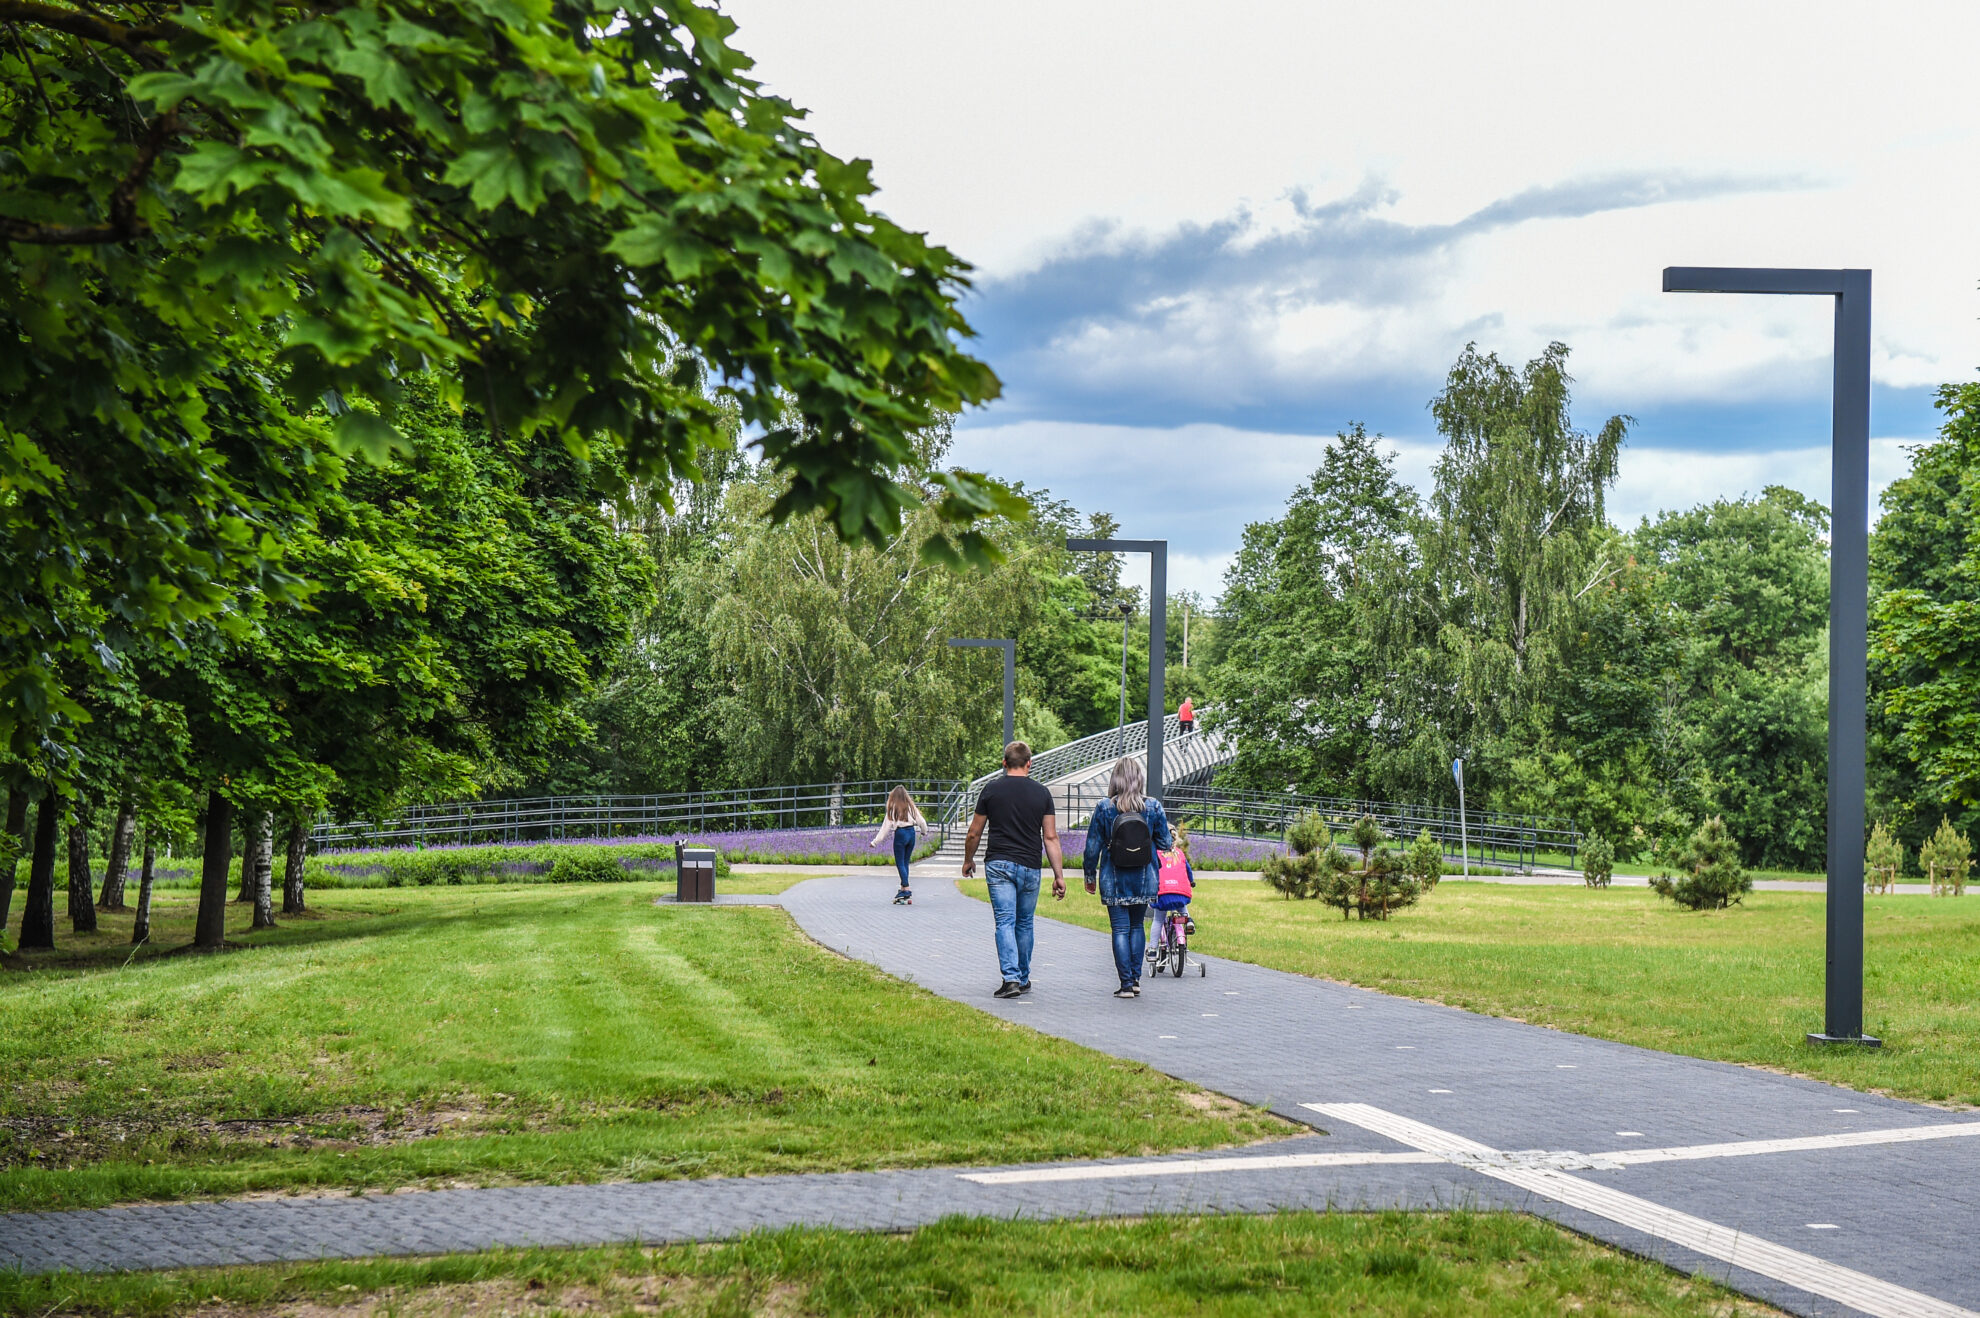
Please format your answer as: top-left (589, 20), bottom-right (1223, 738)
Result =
top-left (694, 455), bottom-right (1047, 788)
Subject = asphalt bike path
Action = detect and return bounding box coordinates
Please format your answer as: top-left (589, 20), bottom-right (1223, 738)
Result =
top-left (4, 874), bottom-right (1975, 1318)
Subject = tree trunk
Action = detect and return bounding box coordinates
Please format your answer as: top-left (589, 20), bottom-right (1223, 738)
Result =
top-left (19, 795), bottom-right (58, 951)
top-left (98, 801), bottom-right (136, 909)
top-left (829, 773), bottom-right (844, 828)
top-left (66, 822), bottom-right (97, 933)
top-left (194, 792), bottom-right (235, 950)
top-left (250, 811), bottom-right (276, 930)
top-left (281, 819), bottom-right (308, 915)
top-left (0, 788), bottom-right (25, 937)
top-left (132, 829), bottom-right (156, 946)
top-left (235, 811), bottom-right (261, 902)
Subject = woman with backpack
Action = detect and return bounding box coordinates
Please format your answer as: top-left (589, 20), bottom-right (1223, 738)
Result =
top-left (1082, 755), bottom-right (1174, 998)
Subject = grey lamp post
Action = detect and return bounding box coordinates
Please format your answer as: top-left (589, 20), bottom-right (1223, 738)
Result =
top-left (1662, 265), bottom-right (1879, 1048)
top-left (947, 638), bottom-right (1015, 748)
top-left (1067, 538), bottom-right (1167, 795)
top-left (1114, 600), bottom-right (1134, 755)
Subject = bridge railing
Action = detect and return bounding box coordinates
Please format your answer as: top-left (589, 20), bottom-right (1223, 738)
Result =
top-left (311, 779), bottom-right (970, 851)
top-left (1158, 783), bottom-right (1580, 870)
top-left (939, 715), bottom-right (1212, 832)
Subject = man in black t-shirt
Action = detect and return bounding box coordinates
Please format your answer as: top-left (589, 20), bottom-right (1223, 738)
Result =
top-left (963, 740), bottom-right (1066, 998)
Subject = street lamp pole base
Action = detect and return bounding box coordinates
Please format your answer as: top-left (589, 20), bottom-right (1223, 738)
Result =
top-left (1806, 1033), bottom-right (1882, 1048)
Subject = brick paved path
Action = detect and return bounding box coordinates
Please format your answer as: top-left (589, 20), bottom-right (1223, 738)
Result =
top-left (4, 874), bottom-right (1975, 1318)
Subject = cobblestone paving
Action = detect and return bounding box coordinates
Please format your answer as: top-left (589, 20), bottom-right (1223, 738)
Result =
top-left (2, 874), bottom-right (1973, 1318)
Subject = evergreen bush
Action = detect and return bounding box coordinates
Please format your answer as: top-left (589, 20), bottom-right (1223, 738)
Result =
top-left (1864, 820), bottom-right (1904, 895)
top-left (1405, 829), bottom-right (1443, 891)
top-left (1920, 817), bottom-right (1971, 897)
top-left (1649, 816), bottom-right (1751, 910)
top-left (1580, 835), bottom-right (1615, 889)
top-left (1261, 810), bottom-right (1349, 905)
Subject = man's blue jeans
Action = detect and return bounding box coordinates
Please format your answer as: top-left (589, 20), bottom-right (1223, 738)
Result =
top-left (1109, 903), bottom-right (1148, 988)
top-left (984, 860), bottom-right (1042, 984)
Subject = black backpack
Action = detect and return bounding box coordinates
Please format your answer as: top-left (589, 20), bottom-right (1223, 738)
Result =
top-left (1109, 808), bottom-right (1152, 870)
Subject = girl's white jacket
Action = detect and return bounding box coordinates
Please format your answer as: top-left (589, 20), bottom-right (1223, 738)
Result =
top-left (870, 807), bottom-right (928, 847)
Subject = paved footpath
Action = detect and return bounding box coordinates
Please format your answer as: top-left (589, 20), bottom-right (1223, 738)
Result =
top-left (5, 877), bottom-right (1976, 1318)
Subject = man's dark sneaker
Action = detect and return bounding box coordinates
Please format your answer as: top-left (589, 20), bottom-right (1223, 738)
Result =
top-left (1113, 986), bottom-right (1136, 999)
top-left (994, 981), bottom-right (1023, 999)
top-left (1130, 983), bottom-right (1142, 996)
top-left (1016, 981), bottom-right (1032, 995)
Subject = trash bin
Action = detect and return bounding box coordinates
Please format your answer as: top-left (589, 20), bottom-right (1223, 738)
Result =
top-left (676, 845), bottom-right (716, 903)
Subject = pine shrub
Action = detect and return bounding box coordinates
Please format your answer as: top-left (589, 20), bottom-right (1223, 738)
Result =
top-left (1580, 834), bottom-right (1615, 889)
top-left (1649, 816), bottom-right (1750, 910)
top-left (1864, 820), bottom-right (1904, 895)
top-left (1920, 817), bottom-right (1971, 897)
top-left (1405, 829), bottom-right (1443, 891)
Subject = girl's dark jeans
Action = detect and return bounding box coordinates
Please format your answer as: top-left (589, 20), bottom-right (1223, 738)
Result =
top-left (893, 826), bottom-right (916, 886)
top-left (1108, 902), bottom-right (1147, 987)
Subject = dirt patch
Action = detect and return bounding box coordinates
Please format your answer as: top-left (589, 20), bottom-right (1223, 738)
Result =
top-left (0, 1098), bottom-right (527, 1171)
top-left (1177, 1089), bottom-right (1248, 1116)
top-left (213, 1276), bottom-right (808, 1317)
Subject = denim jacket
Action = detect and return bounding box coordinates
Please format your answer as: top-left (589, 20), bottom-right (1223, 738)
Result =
top-left (1082, 797), bottom-right (1173, 907)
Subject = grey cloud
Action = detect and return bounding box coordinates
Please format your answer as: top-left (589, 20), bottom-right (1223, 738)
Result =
top-left (964, 169), bottom-right (1816, 432)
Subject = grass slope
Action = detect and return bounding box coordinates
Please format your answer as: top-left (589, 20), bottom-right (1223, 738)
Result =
top-left (0, 884), bottom-right (1287, 1211)
top-left (965, 879), bottom-right (1980, 1106)
top-left (0, 1212), bottom-right (1775, 1317)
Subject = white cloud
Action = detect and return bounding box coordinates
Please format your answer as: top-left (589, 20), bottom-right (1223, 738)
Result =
top-left (958, 421), bottom-right (1938, 606)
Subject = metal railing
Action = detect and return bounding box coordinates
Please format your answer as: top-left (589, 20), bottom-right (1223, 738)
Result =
top-left (1148, 782), bottom-right (1580, 871)
top-left (938, 715), bottom-right (1232, 833)
top-left (311, 779), bottom-right (970, 851)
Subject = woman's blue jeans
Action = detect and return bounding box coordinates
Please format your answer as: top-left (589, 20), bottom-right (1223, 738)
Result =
top-left (892, 826), bottom-right (916, 885)
top-left (1109, 903), bottom-right (1147, 988)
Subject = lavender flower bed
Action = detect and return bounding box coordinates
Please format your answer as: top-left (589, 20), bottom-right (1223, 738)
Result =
top-left (686, 827), bottom-right (941, 866)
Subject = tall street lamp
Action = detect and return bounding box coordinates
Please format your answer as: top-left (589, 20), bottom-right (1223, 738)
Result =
top-left (947, 638), bottom-right (1015, 748)
top-left (1662, 265), bottom-right (1878, 1048)
top-left (1114, 600), bottom-right (1134, 755)
top-left (1067, 537), bottom-right (1168, 795)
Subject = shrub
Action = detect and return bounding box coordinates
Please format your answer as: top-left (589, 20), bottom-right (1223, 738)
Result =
top-left (1920, 817), bottom-right (1971, 897)
top-left (1405, 829), bottom-right (1443, 891)
top-left (1261, 811), bottom-right (1348, 904)
top-left (1864, 820), bottom-right (1904, 895)
top-left (1580, 835), bottom-right (1615, 889)
top-left (382, 853), bottom-right (475, 887)
top-left (549, 853), bottom-right (634, 884)
top-left (1649, 816), bottom-right (1751, 910)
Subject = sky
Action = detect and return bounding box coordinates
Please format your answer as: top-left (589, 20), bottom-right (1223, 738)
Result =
top-left (723, 0), bottom-right (1980, 599)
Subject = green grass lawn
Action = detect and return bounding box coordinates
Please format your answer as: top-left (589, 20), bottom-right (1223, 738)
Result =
top-left (965, 878), bottom-right (1980, 1106)
top-left (0, 883), bottom-right (1289, 1211)
top-left (0, 1212), bottom-right (1775, 1317)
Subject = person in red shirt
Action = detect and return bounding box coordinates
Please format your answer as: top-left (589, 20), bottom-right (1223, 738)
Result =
top-left (1178, 696), bottom-right (1195, 735)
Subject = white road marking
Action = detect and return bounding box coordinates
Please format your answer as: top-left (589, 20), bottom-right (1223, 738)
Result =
top-left (959, 1149), bottom-right (1441, 1185)
top-left (1556, 1064), bottom-right (1576, 1069)
top-left (1395, 1046), bottom-right (1414, 1050)
top-left (1201, 1013), bottom-right (1218, 1017)
top-left (1158, 1034), bottom-right (1178, 1039)
top-left (1810, 1224), bottom-right (1840, 1230)
top-left (1429, 1089), bottom-right (1453, 1094)
top-left (1591, 1121), bottom-right (1980, 1167)
top-left (1835, 1108), bottom-right (1859, 1113)
top-left (1308, 1103), bottom-right (1979, 1318)
top-left (1616, 1131), bottom-right (1644, 1137)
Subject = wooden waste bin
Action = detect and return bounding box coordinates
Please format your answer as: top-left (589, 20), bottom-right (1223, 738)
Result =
top-left (676, 845), bottom-right (716, 903)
